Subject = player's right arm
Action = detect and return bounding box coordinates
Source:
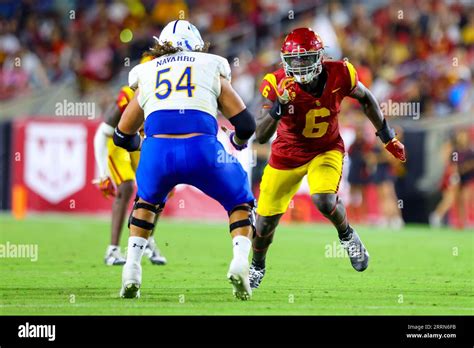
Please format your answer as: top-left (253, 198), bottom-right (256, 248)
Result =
top-left (93, 84), bottom-right (137, 197)
top-left (255, 93), bottom-right (279, 144)
top-left (114, 93), bottom-right (144, 151)
top-left (255, 73), bottom-right (295, 144)
top-left (94, 103), bottom-right (122, 170)
top-left (93, 103), bottom-right (123, 197)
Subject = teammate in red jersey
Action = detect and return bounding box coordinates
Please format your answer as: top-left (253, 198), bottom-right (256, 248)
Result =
top-left (250, 28), bottom-right (406, 288)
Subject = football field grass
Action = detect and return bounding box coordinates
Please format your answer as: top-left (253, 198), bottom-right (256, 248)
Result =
top-left (0, 214), bottom-right (472, 315)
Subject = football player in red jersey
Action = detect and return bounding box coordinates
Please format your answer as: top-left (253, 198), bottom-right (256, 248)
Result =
top-left (249, 28), bottom-right (406, 288)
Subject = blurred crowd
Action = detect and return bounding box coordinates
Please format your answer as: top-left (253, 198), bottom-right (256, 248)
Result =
top-left (0, 0), bottom-right (473, 112)
top-left (0, 0), bottom-right (308, 99)
top-left (0, 0), bottom-right (473, 228)
top-left (326, 0), bottom-right (474, 117)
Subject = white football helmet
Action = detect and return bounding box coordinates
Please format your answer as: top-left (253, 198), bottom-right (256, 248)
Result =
top-left (154, 20), bottom-right (204, 52)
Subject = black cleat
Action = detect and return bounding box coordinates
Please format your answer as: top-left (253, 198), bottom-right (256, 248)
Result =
top-left (340, 228), bottom-right (369, 272)
top-left (249, 263), bottom-right (266, 289)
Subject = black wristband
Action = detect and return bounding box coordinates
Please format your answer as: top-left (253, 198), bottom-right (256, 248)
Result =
top-left (375, 119), bottom-right (396, 144)
top-left (269, 100), bottom-right (284, 121)
top-left (229, 108), bottom-right (256, 141)
top-left (113, 127), bottom-right (141, 152)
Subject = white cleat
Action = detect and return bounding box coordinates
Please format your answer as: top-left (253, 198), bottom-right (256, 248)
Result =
top-left (429, 212), bottom-right (442, 228)
top-left (104, 246), bottom-right (126, 266)
top-left (227, 258), bottom-right (252, 301)
top-left (389, 216), bottom-right (405, 230)
top-left (120, 262), bottom-right (142, 299)
top-left (144, 237), bottom-right (167, 265)
top-left (147, 250), bottom-right (167, 265)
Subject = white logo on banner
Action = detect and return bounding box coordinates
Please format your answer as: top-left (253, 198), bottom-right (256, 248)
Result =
top-left (24, 123), bottom-right (87, 204)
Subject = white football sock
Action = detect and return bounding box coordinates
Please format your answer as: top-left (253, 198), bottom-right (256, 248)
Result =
top-left (126, 236), bottom-right (147, 264)
top-left (232, 235), bottom-right (251, 261)
top-left (147, 235), bottom-right (155, 247)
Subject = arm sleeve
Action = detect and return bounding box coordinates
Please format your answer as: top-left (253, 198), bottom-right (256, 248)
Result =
top-left (229, 109), bottom-right (256, 141)
top-left (259, 73), bottom-right (278, 103)
top-left (93, 122), bottom-right (114, 178)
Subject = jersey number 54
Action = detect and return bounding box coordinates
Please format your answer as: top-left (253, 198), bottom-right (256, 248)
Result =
top-left (155, 66), bottom-right (195, 100)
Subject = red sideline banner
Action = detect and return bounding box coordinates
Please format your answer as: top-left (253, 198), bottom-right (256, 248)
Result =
top-left (12, 118), bottom-right (113, 213)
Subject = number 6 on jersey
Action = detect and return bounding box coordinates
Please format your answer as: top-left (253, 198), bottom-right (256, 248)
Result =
top-left (302, 107), bottom-right (330, 138)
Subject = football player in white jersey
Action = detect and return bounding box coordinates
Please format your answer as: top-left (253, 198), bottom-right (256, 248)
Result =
top-left (93, 54), bottom-right (167, 267)
top-left (114, 20), bottom-right (256, 300)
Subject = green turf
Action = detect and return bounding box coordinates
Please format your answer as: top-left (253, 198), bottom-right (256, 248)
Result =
top-left (0, 214), bottom-right (472, 315)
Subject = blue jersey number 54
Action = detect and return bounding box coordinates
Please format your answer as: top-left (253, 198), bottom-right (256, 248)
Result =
top-left (155, 66), bottom-right (195, 100)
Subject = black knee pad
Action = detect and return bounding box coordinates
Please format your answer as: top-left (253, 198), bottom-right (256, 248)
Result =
top-left (313, 193), bottom-right (338, 216)
top-left (228, 202), bottom-right (256, 236)
top-left (128, 197), bottom-right (163, 231)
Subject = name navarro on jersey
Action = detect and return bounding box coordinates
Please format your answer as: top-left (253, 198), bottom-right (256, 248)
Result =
top-left (156, 55), bottom-right (196, 66)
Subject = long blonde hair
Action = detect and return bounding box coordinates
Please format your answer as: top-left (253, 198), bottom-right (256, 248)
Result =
top-left (143, 41), bottom-right (210, 59)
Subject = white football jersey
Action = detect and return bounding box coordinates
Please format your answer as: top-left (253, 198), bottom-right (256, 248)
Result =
top-left (129, 51), bottom-right (231, 119)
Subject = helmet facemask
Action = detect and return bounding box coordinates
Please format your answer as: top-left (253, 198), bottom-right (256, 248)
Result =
top-left (281, 49), bottom-right (323, 84)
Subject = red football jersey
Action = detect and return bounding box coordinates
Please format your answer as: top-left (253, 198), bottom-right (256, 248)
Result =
top-left (116, 85), bottom-right (135, 114)
top-left (115, 85), bottom-right (145, 134)
top-left (259, 60), bottom-right (359, 169)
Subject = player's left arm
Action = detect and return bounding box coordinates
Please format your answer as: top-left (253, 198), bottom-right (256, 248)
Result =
top-left (349, 82), bottom-right (406, 162)
top-left (218, 77), bottom-right (256, 150)
top-left (114, 93), bottom-right (144, 152)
